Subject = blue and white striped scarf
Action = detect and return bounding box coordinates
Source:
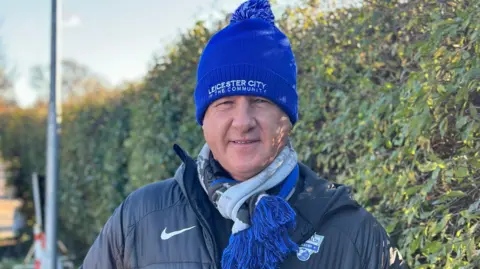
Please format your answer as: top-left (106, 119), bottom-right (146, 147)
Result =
top-left (197, 141), bottom-right (300, 269)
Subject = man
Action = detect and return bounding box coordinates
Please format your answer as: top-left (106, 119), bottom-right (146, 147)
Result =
top-left (80, 0), bottom-right (408, 268)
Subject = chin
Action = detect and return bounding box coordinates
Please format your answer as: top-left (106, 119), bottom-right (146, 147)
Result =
top-left (228, 159), bottom-right (266, 179)
top-left (231, 162), bottom-right (257, 173)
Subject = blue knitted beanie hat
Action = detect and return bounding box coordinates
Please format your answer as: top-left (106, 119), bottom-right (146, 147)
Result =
top-left (194, 0), bottom-right (298, 125)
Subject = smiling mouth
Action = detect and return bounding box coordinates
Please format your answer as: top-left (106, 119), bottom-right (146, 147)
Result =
top-left (231, 140), bottom-right (260, 144)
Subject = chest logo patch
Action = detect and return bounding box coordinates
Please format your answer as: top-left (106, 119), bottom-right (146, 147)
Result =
top-left (297, 233), bottom-right (324, 262)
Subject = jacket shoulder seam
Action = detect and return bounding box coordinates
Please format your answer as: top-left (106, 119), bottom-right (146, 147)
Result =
top-left (328, 214), bottom-right (377, 269)
top-left (325, 224), bottom-right (363, 264)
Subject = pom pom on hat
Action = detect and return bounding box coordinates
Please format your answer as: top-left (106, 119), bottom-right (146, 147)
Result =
top-left (230, 0), bottom-right (275, 24)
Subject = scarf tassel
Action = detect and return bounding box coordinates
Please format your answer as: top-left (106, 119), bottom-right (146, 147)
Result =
top-left (221, 195), bottom-right (299, 269)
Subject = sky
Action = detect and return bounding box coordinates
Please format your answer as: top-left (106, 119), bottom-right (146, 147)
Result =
top-left (0, 0), bottom-right (300, 107)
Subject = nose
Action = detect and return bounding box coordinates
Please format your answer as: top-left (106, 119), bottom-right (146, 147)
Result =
top-left (231, 98), bottom-right (256, 133)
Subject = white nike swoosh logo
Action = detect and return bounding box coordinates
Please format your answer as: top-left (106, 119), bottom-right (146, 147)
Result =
top-left (161, 226), bottom-right (196, 240)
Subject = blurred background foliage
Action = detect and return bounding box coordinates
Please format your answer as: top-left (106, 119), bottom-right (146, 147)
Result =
top-left (0, 0), bottom-right (479, 267)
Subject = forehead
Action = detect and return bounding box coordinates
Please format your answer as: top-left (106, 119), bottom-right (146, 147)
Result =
top-left (213, 95), bottom-right (265, 102)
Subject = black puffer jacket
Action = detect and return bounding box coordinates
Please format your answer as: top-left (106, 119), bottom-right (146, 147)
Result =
top-left (80, 145), bottom-right (407, 269)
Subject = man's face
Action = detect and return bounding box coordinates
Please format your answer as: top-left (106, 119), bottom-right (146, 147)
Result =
top-left (202, 95), bottom-right (292, 181)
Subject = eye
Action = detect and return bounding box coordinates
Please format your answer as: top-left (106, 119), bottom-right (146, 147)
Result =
top-left (254, 98), bottom-right (269, 103)
top-left (215, 100), bottom-right (233, 107)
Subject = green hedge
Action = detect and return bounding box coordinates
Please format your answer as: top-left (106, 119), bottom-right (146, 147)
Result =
top-left (58, 93), bottom-right (132, 253)
top-left (0, 106), bottom-right (46, 226)
top-left (286, 1), bottom-right (480, 267)
top-left (0, 0), bottom-right (478, 267)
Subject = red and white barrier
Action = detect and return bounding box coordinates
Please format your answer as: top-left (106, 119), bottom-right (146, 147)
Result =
top-left (33, 224), bottom-right (45, 269)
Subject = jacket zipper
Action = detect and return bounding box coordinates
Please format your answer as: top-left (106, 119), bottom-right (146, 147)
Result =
top-left (194, 204), bottom-right (219, 269)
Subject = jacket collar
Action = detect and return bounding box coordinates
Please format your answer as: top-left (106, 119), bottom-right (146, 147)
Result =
top-left (172, 144), bottom-right (210, 215)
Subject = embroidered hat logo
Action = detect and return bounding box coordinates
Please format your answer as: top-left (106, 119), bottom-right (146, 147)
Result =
top-left (208, 80), bottom-right (267, 97)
